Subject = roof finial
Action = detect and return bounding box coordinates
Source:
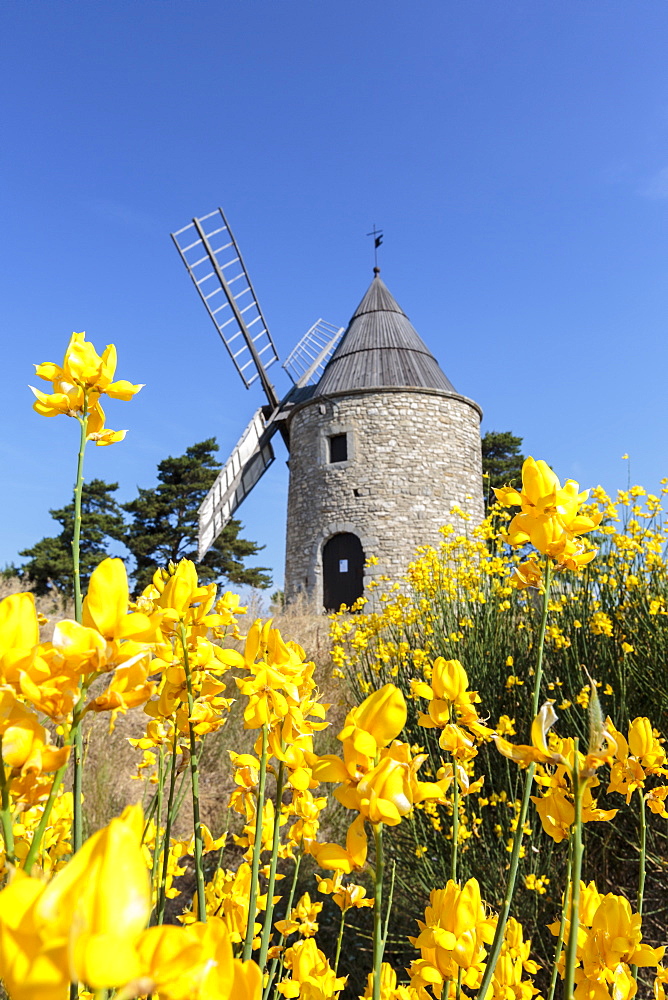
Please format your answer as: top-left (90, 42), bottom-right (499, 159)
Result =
top-left (366, 224), bottom-right (384, 270)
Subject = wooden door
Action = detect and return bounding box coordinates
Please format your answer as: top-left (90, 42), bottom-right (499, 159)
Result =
top-left (323, 533), bottom-right (365, 611)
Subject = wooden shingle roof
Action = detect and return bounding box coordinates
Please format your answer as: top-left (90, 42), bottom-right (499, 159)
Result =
top-left (315, 271), bottom-right (456, 396)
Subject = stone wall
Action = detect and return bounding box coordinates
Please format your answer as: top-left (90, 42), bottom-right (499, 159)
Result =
top-left (284, 386), bottom-right (484, 606)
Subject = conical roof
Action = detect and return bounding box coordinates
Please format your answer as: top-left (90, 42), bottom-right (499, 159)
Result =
top-left (315, 271), bottom-right (456, 395)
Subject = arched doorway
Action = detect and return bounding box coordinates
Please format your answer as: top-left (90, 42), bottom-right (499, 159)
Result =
top-left (322, 533), bottom-right (365, 611)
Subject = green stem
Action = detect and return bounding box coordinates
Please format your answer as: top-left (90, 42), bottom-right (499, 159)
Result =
top-left (448, 698), bottom-right (460, 883)
top-left (0, 751), bottom-right (15, 864)
top-left (546, 840), bottom-right (573, 1000)
top-left (451, 763), bottom-right (459, 882)
top-left (476, 559), bottom-right (553, 1000)
top-left (258, 762), bottom-right (286, 970)
top-left (71, 406), bottom-right (88, 854)
top-left (72, 721), bottom-right (84, 852)
top-left (23, 760), bottom-right (68, 871)
top-left (372, 822), bottom-right (385, 1000)
top-left (382, 860), bottom-right (396, 950)
top-left (631, 787), bottom-right (647, 980)
top-left (72, 407), bottom-right (88, 623)
top-left (441, 978), bottom-right (451, 1000)
top-left (24, 690), bottom-right (86, 872)
top-left (171, 742), bottom-right (201, 821)
top-left (150, 746), bottom-right (165, 904)
top-left (455, 967), bottom-right (463, 1000)
top-left (530, 559), bottom-right (552, 715)
top-left (334, 908), bottom-right (346, 975)
top-left (636, 786), bottom-right (647, 916)
top-left (243, 722), bottom-right (269, 961)
top-left (179, 625), bottom-right (206, 924)
top-left (563, 742), bottom-right (584, 1000)
top-left (156, 726), bottom-right (180, 926)
top-left (263, 847), bottom-right (303, 1000)
top-left (141, 785), bottom-right (161, 845)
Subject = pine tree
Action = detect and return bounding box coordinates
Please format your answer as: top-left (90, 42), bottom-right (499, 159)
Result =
top-left (19, 479), bottom-right (125, 596)
top-left (123, 438), bottom-right (272, 593)
top-left (481, 430), bottom-right (525, 509)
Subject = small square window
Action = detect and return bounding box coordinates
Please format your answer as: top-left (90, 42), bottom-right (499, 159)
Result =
top-left (329, 433), bottom-right (348, 463)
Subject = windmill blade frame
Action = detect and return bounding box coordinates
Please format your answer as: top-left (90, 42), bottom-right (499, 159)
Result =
top-left (282, 319), bottom-right (345, 387)
top-left (198, 409), bottom-right (277, 560)
top-left (171, 208), bottom-right (280, 409)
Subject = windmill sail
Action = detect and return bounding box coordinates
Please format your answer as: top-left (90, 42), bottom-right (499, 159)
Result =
top-left (171, 209), bottom-right (280, 408)
top-left (282, 319), bottom-right (345, 387)
top-left (198, 409), bottom-right (276, 560)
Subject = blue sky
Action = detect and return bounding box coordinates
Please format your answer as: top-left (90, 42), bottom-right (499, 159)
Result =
top-left (3, 2), bottom-right (668, 589)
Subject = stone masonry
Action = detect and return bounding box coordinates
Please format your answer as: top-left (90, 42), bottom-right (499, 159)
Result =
top-left (284, 385), bottom-right (484, 606)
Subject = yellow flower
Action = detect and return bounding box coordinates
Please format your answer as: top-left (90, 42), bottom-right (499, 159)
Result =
top-left (333, 880), bottom-right (374, 912)
top-left (85, 652), bottom-right (156, 724)
top-left (37, 804), bottom-right (150, 988)
top-left (337, 683), bottom-right (407, 757)
top-left (361, 962), bottom-right (416, 999)
top-left (487, 918), bottom-right (540, 999)
top-left (647, 785), bottom-right (668, 817)
top-left (496, 702), bottom-right (617, 842)
top-left (277, 937), bottom-right (346, 999)
top-left (0, 870), bottom-right (69, 1000)
top-left (85, 400), bottom-right (127, 445)
top-left (33, 333), bottom-right (142, 400)
top-left (608, 718), bottom-right (667, 802)
top-left (180, 863), bottom-right (265, 945)
top-left (430, 658), bottom-right (469, 704)
top-left (30, 333), bottom-right (142, 444)
top-left (0, 593), bottom-right (40, 681)
top-left (356, 753), bottom-right (415, 825)
top-left (495, 457), bottom-right (601, 560)
top-left (0, 691), bottom-right (70, 776)
top-left (308, 813), bottom-right (368, 873)
top-left (136, 917), bottom-right (262, 1000)
top-left (83, 557), bottom-right (159, 643)
top-left (439, 724), bottom-right (478, 762)
top-left (510, 559), bottom-right (543, 590)
top-left (274, 892), bottom-right (322, 938)
top-left (628, 717), bottom-right (666, 770)
top-left (414, 659), bottom-right (488, 743)
top-left (0, 805), bottom-right (150, 994)
top-left (412, 878), bottom-right (496, 983)
top-left (497, 715), bottom-right (516, 736)
top-left (589, 611), bottom-right (613, 637)
top-left (524, 873), bottom-right (549, 895)
top-left (578, 892), bottom-right (664, 983)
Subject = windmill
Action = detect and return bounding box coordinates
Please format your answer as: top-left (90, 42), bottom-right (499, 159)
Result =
top-left (172, 208), bottom-right (485, 610)
top-left (171, 208), bottom-right (345, 562)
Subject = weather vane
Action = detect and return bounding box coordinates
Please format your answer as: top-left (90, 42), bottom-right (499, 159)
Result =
top-left (366, 224), bottom-right (384, 269)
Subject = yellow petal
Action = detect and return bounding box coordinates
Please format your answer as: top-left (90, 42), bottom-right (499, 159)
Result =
top-left (104, 379), bottom-right (144, 400)
top-left (83, 558), bottom-right (130, 639)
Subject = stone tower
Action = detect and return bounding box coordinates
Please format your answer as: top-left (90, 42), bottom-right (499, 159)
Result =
top-left (284, 270), bottom-right (484, 609)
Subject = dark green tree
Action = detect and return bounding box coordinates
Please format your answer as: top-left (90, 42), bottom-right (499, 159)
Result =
top-left (123, 438), bottom-right (272, 593)
top-left (19, 479), bottom-right (126, 596)
top-left (481, 430), bottom-right (525, 509)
